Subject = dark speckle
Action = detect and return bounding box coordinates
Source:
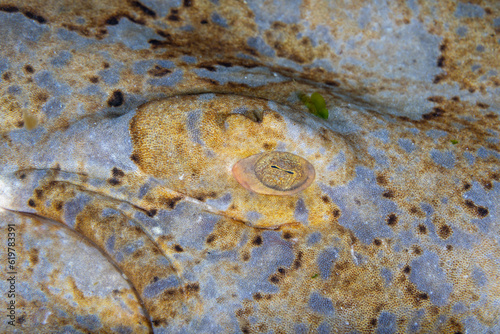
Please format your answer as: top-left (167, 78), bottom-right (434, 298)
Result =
top-left (24, 11), bottom-right (47, 24)
top-left (283, 232), bottom-right (292, 239)
top-left (130, 1), bottom-right (156, 17)
top-left (130, 154), bottom-right (140, 163)
top-left (28, 199), bottom-right (36, 207)
top-left (370, 318), bottom-right (377, 326)
top-left (105, 16), bottom-right (120, 25)
top-left (386, 213), bottom-right (398, 226)
top-left (437, 56), bottom-right (445, 67)
top-left (477, 207), bottom-right (489, 217)
top-left (108, 178), bottom-right (121, 186)
top-left (252, 235), bottom-right (263, 246)
top-left (146, 209), bottom-right (157, 217)
top-left (174, 244), bottom-right (184, 252)
top-left (107, 90), bottom-right (124, 107)
top-left (24, 65), bottom-right (34, 73)
top-left (417, 224), bottom-right (427, 234)
top-left (403, 265), bottom-right (411, 274)
top-left (112, 167), bottom-right (125, 177)
top-left (200, 19), bottom-right (208, 24)
top-left (183, 0), bottom-right (193, 7)
top-left (168, 14), bottom-right (180, 21)
top-left (206, 234), bottom-right (215, 244)
top-left (373, 239), bottom-right (382, 246)
top-left (333, 209), bottom-right (341, 218)
top-left (437, 224), bottom-right (452, 239)
top-left (383, 190), bottom-right (394, 198)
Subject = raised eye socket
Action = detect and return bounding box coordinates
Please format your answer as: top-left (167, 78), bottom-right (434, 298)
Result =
top-left (232, 151), bottom-right (315, 196)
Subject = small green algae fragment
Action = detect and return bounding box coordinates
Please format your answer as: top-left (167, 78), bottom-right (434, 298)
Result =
top-left (298, 92), bottom-right (329, 119)
top-left (311, 273), bottom-right (319, 278)
top-left (451, 140), bottom-right (458, 145)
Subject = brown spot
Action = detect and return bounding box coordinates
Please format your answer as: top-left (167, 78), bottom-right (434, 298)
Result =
top-left (89, 76), bottom-right (99, 83)
top-left (242, 253), bottom-right (250, 261)
top-left (0, 5), bottom-right (19, 13)
top-left (17, 314), bottom-right (25, 324)
top-left (376, 175), bottom-right (387, 185)
top-left (105, 16), bottom-right (120, 25)
top-left (437, 56), bottom-right (445, 68)
top-left (451, 96), bottom-right (460, 102)
top-left (427, 96), bottom-right (444, 103)
top-left (321, 196), bottom-right (330, 203)
top-left (23, 11), bottom-right (47, 24)
top-left (476, 102), bottom-right (489, 109)
top-left (386, 213), bottom-right (398, 226)
top-left (333, 209), bottom-right (341, 218)
top-left (107, 178), bottom-right (121, 186)
top-left (167, 14), bottom-right (180, 21)
top-left (130, 154), bottom-right (140, 163)
top-left (16, 121), bottom-right (24, 128)
top-left (54, 201), bottom-right (63, 211)
top-left (107, 90), bottom-right (124, 107)
top-left (148, 65), bottom-right (172, 77)
top-left (112, 167), bottom-right (125, 177)
top-left (422, 107), bottom-right (445, 120)
top-left (206, 234), bottom-right (215, 244)
top-left (2, 72), bottom-right (11, 81)
top-left (130, 1), bottom-right (156, 17)
top-left (24, 65), bottom-right (34, 73)
top-left (412, 245), bottom-right (422, 255)
top-left (146, 209), bottom-right (157, 217)
top-left (382, 190), bottom-right (394, 199)
top-left (463, 182), bottom-right (471, 191)
top-left (252, 235), bottom-right (263, 246)
top-left (446, 245), bottom-right (453, 251)
top-left (200, 19), bottom-right (208, 24)
top-left (174, 244), bottom-right (183, 252)
top-left (269, 275), bottom-right (280, 284)
top-left (183, 0), bottom-right (193, 6)
top-left (373, 239), bottom-right (382, 246)
top-left (433, 73), bottom-right (446, 84)
top-left (403, 265), bottom-right (411, 274)
top-left (437, 224), bottom-right (452, 239)
top-left (417, 224), bottom-right (427, 234)
top-left (370, 318), bottom-right (377, 326)
top-left (282, 232), bottom-right (292, 239)
top-left (186, 282), bottom-right (199, 292)
top-left (464, 200), bottom-right (489, 218)
top-left (103, 62), bottom-right (110, 69)
top-left (325, 80), bottom-right (340, 87)
top-left (161, 196), bottom-right (183, 209)
top-left (293, 251), bottom-right (303, 269)
top-left (253, 292), bottom-right (262, 300)
top-left (483, 181), bottom-right (493, 190)
top-left (34, 189), bottom-right (43, 199)
top-left (29, 248), bottom-right (39, 265)
top-left (28, 199), bottom-right (35, 207)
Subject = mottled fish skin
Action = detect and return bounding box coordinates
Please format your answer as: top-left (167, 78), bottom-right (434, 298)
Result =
top-left (0, 1), bottom-right (499, 333)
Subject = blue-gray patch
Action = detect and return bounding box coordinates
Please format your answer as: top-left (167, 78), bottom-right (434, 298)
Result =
top-left (246, 0), bottom-right (302, 30)
top-left (98, 68), bottom-right (121, 86)
top-left (368, 146), bottom-right (389, 166)
top-left (326, 151), bottom-right (346, 171)
top-left (139, 0), bottom-right (181, 17)
top-left (463, 151), bottom-right (475, 165)
top-left (372, 129), bottom-right (390, 143)
top-left (358, 6), bottom-right (372, 29)
top-left (147, 70), bottom-right (183, 86)
top-left (76, 314), bottom-right (101, 332)
top-left (80, 84), bottom-right (103, 97)
top-left (106, 18), bottom-right (162, 50)
top-left (247, 36), bottom-right (275, 57)
top-left (426, 129), bottom-right (448, 139)
top-left (380, 267), bottom-right (392, 286)
top-left (454, 2), bottom-right (485, 18)
top-left (211, 12), bottom-right (228, 27)
top-left (50, 50), bottom-right (72, 67)
top-left (143, 275), bottom-right (180, 298)
top-left (34, 71), bottom-right (72, 96)
top-left (317, 248), bottom-right (338, 280)
top-left (186, 110), bottom-right (205, 146)
top-left (1, 12), bottom-right (49, 43)
top-left (398, 138), bottom-right (416, 153)
top-left (477, 146), bottom-right (500, 160)
top-left (376, 311), bottom-right (397, 334)
top-left (63, 193), bottom-right (91, 227)
top-left (111, 326), bottom-right (133, 334)
top-left (193, 66), bottom-right (285, 87)
top-left (206, 193), bottom-right (232, 211)
top-left (472, 267), bottom-right (487, 287)
top-left (42, 97), bottom-right (65, 119)
top-left (106, 235), bottom-right (116, 253)
top-left (452, 302), bottom-right (467, 314)
top-left (317, 322), bottom-right (331, 334)
top-left (294, 323), bottom-right (308, 334)
top-left (0, 57), bottom-right (8, 74)
top-left (430, 149), bottom-right (455, 169)
top-left (122, 239), bottom-right (144, 255)
top-left (321, 167), bottom-right (396, 244)
top-left (56, 28), bottom-right (95, 49)
top-left (307, 232), bottom-right (321, 245)
top-left (132, 59), bottom-right (175, 75)
top-left (293, 198), bottom-right (309, 224)
top-left (7, 85), bottom-right (21, 95)
top-left (308, 292), bottom-right (334, 315)
top-left (409, 251), bottom-right (453, 306)
top-left (246, 211), bottom-right (263, 222)
top-left (456, 26), bottom-right (468, 37)
top-left (138, 183), bottom-right (149, 199)
top-left (181, 55), bottom-right (197, 64)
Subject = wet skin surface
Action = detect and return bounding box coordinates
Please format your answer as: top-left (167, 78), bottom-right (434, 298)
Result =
top-left (0, 0), bottom-right (499, 333)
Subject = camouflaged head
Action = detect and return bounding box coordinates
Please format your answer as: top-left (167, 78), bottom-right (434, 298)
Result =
top-left (0, 0), bottom-right (499, 333)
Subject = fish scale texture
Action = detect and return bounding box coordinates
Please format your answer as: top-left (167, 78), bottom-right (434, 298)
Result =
top-left (0, 0), bottom-right (499, 333)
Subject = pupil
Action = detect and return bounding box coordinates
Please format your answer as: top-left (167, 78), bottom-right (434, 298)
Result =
top-left (271, 165), bottom-right (294, 175)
